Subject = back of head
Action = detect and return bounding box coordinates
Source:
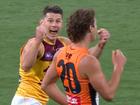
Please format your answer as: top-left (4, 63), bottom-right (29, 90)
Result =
top-left (43, 5), bottom-right (63, 16)
top-left (67, 9), bottom-right (95, 43)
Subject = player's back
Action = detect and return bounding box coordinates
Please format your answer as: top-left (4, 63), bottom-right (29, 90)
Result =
top-left (56, 45), bottom-right (98, 105)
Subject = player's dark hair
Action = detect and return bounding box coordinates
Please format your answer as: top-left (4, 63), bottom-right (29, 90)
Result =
top-left (43, 5), bottom-right (63, 16)
top-left (67, 9), bottom-right (95, 43)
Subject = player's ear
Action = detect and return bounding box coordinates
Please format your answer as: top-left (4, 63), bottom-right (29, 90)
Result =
top-left (89, 25), bottom-right (95, 33)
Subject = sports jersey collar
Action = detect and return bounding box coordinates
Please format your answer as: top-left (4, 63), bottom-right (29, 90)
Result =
top-left (68, 44), bottom-right (88, 53)
top-left (43, 37), bottom-right (58, 45)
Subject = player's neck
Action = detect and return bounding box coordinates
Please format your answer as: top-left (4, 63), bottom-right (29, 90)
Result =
top-left (72, 40), bottom-right (89, 49)
top-left (44, 37), bottom-right (56, 45)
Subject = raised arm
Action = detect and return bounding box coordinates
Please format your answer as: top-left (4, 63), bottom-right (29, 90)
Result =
top-left (89, 28), bottom-right (110, 58)
top-left (20, 20), bottom-right (46, 71)
top-left (79, 49), bottom-right (126, 101)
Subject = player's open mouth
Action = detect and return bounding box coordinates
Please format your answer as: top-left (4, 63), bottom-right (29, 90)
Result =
top-left (49, 30), bottom-right (58, 33)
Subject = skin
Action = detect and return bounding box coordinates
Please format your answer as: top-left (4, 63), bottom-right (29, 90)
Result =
top-left (78, 49), bottom-right (126, 101)
top-left (20, 12), bottom-right (110, 72)
top-left (20, 13), bottom-right (65, 71)
top-left (41, 23), bottom-right (126, 105)
top-left (16, 8), bottom-right (110, 105)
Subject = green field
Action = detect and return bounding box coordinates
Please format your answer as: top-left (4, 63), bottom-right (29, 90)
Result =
top-left (0, 0), bottom-right (140, 105)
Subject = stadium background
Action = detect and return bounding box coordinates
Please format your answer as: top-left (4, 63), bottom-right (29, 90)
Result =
top-left (0, 0), bottom-right (140, 105)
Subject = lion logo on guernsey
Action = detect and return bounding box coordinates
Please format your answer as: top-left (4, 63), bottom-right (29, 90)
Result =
top-left (67, 95), bottom-right (81, 105)
top-left (44, 52), bottom-right (54, 60)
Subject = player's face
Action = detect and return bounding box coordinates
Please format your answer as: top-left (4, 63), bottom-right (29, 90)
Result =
top-left (44, 13), bottom-right (63, 41)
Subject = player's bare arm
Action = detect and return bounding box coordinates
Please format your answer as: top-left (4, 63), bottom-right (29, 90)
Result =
top-left (41, 50), bottom-right (67, 105)
top-left (79, 49), bottom-right (126, 101)
top-left (20, 20), bottom-right (47, 71)
top-left (89, 28), bottom-right (110, 58)
top-left (59, 28), bottom-right (109, 58)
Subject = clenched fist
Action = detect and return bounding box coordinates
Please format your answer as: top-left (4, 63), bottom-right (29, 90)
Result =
top-left (97, 28), bottom-right (110, 49)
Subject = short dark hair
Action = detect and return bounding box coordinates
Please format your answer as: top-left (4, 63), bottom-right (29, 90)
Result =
top-left (67, 9), bottom-right (95, 43)
top-left (43, 5), bottom-right (63, 16)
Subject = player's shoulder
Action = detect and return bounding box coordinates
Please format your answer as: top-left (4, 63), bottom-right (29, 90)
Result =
top-left (26, 37), bottom-right (37, 44)
top-left (57, 36), bottom-right (67, 40)
top-left (79, 55), bottom-right (99, 71)
top-left (24, 37), bottom-right (43, 47)
top-left (78, 55), bottom-right (100, 77)
top-left (81, 55), bottom-right (98, 64)
top-left (57, 36), bottom-right (71, 45)
top-left (21, 37), bottom-right (43, 53)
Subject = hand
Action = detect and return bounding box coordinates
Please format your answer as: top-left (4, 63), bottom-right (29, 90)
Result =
top-left (98, 28), bottom-right (110, 42)
top-left (97, 28), bottom-right (110, 49)
top-left (112, 49), bottom-right (127, 72)
top-left (35, 19), bottom-right (47, 41)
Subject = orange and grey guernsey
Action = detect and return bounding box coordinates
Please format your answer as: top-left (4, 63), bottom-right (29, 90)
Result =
top-left (16, 37), bottom-right (66, 105)
top-left (56, 45), bottom-right (98, 105)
